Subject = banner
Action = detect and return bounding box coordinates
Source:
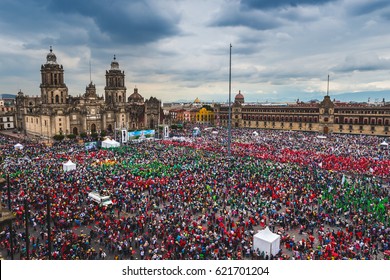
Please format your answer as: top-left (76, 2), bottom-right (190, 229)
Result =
top-left (163, 125), bottom-right (169, 139)
top-left (121, 129), bottom-right (127, 143)
top-left (84, 141), bottom-right (97, 150)
top-left (128, 130), bottom-right (155, 140)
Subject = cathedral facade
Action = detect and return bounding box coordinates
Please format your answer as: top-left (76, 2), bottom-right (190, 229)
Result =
top-left (15, 48), bottom-right (162, 140)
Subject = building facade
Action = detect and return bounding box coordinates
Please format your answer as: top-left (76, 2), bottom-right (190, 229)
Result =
top-left (15, 48), bottom-right (162, 139)
top-left (215, 91), bottom-right (390, 136)
top-left (0, 98), bottom-right (15, 131)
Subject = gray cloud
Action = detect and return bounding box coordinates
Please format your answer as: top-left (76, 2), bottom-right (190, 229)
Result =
top-left (240, 0), bottom-right (337, 10)
top-left (345, 0), bottom-right (390, 16)
top-left (46, 0), bottom-right (181, 45)
top-left (331, 54), bottom-right (390, 73)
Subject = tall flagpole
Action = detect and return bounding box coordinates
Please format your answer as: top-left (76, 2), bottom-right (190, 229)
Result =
top-left (327, 74), bottom-right (330, 96)
top-left (227, 44), bottom-right (232, 157)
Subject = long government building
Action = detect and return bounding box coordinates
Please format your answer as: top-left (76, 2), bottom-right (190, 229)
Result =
top-left (214, 91), bottom-right (390, 136)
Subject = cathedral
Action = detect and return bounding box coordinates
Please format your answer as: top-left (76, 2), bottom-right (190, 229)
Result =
top-left (15, 47), bottom-right (162, 140)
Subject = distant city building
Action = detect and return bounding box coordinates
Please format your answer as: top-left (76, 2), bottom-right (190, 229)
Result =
top-left (0, 98), bottom-right (15, 130)
top-left (215, 91), bottom-right (390, 136)
top-left (15, 48), bottom-right (162, 139)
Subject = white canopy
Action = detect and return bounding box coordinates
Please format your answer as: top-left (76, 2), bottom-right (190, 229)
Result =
top-left (253, 227), bottom-right (281, 257)
top-left (110, 139), bottom-right (120, 147)
top-left (317, 135), bottom-right (327, 139)
top-left (14, 143), bottom-right (24, 150)
top-left (380, 141), bottom-right (388, 147)
top-left (102, 138), bottom-right (120, 148)
top-left (252, 131), bottom-right (259, 136)
top-left (63, 160), bottom-right (76, 172)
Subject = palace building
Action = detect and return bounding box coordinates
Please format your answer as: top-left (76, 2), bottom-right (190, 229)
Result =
top-left (214, 91), bottom-right (390, 136)
top-left (15, 48), bottom-right (162, 139)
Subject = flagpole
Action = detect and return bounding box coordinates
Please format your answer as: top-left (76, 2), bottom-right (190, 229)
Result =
top-left (227, 44), bottom-right (232, 157)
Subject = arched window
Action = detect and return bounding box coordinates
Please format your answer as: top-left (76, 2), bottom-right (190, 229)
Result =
top-left (55, 95), bottom-right (59, 103)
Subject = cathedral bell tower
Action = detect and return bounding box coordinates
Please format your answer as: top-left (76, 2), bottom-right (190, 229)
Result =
top-left (40, 46), bottom-right (68, 104)
top-left (104, 55), bottom-right (127, 105)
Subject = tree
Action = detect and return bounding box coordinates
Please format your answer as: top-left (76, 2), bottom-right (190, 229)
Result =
top-left (53, 134), bottom-right (65, 141)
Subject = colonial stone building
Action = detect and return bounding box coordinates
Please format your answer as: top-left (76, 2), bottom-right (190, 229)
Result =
top-left (215, 91), bottom-right (390, 136)
top-left (15, 48), bottom-right (162, 139)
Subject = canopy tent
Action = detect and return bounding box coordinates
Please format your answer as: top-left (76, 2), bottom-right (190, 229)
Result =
top-left (380, 141), bottom-right (388, 147)
top-left (253, 227), bottom-right (281, 257)
top-left (110, 139), bottom-right (120, 147)
top-left (101, 139), bottom-right (120, 148)
top-left (252, 131), bottom-right (259, 136)
top-left (14, 143), bottom-right (24, 150)
top-left (317, 135), bottom-right (327, 139)
top-left (63, 160), bottom-right (76, 172)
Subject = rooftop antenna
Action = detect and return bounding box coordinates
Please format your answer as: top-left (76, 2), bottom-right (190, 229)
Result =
top-left (327, 74), bottom-right (330, 96)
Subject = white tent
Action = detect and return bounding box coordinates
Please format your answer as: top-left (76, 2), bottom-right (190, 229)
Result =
top-left (317, 135), bottom-right (327, 139)
top-left (110, 139), bottom-right (120, 147)
top-left (14, 143), bottom-right (24, 150)
top-left (252, 131), bottom-right (259, 136)
top-left (253, 227), bottom-right (281, 257)
top-left (380, 141), bottom-right (388, 147)
top-left (102, 139), bottom-right (120, 148)
top-left (63, 160), bottom-right (76, 172)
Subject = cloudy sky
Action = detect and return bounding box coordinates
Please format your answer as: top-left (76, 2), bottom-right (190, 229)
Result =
top-left (1, 0), bottom-right (390, 102)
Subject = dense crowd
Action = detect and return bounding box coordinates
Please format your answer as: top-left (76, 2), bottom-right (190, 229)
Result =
top-left (0, 127), bottom-right (389, 260)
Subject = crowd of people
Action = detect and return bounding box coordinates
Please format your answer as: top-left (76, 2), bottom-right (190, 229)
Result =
top-left (0, 127), bottom-right (389, 260)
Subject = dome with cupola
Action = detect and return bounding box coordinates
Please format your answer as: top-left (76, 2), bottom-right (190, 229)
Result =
top-left (234, 90), bottom-right (244, 104)
top-left (128, 87), bottom-right (144, 103)
top-left (46, 46), bottom-right (57, 65)
top-left (110, 55), bottom-right (120, 70)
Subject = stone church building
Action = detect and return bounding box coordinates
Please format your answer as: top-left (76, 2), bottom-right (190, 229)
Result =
top-left (15, 47), bottom-right (162, 139)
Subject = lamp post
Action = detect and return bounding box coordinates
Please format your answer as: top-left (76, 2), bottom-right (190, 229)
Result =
top-left (46, 194), bottom-right (52, 260)
top-left (6, 174), bottom-right (14, 260)
top-left (24, 198), bottom-right (29, 260)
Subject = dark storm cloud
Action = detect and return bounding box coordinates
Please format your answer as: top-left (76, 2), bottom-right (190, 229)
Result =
top-left (240, 0), bottom-right (337, 10)
top-left (46, 0), bottom-right (180, 45)
top-left (345, 0), bottom-right (390, 16)
top-left (0, 0), bottom-right (180, 46)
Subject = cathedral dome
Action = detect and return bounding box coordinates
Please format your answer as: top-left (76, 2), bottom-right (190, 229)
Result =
top-left (234, 90), bottom-right (244, 103)
top-left (128, 87), bottom-right (144, 103)
top-left (46, 46), bottom-right (57, 64)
